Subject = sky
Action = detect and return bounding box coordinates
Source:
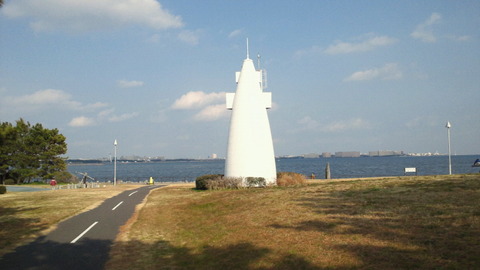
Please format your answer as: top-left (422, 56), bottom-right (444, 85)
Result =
top-left (1, 0), bottom-right (479, 159)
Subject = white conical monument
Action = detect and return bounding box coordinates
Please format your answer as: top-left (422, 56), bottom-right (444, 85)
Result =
top-left (225, 41), bottom-right (276, 185)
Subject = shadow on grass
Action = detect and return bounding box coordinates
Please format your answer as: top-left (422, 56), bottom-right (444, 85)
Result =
top-left (3, 236), bottom-right (321, 270)
top-left (0, 237), bottom-right (112, 270)
top-left (0, 206), bottom-right (48, 256)
top-left (108, 240), bottom-right (322, 270)
top-left (270, 177), bottom-right (480, 269)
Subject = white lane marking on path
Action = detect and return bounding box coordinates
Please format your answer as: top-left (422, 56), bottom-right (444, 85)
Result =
top-left (128, 191), bottom-right (138, 196)
top-left (112, 201), bottom-right (123, 211)
top-left (71, 221), bottom-right (98, 244)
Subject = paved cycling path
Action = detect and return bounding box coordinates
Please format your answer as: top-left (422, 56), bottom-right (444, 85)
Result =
top-left (1, 185), bottom-right (164, 270)
top-left (6, 186), bottom-right (49, 192)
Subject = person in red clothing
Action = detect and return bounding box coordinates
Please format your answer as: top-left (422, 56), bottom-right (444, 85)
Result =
top-left (50, 178), bottom-right (57, 190)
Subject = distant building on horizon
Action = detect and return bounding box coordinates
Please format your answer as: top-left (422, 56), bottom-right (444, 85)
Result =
top-left (335, 151), bottom-right (361, 158)
top-left (322, 152), bottom-right (332, 158)
top-left (304, 153), bottom-right (320, 158)
top-left (369, 150), bottom-right (404, 157)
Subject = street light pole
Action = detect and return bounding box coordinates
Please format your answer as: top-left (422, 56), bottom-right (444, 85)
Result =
top-left (445, 121), bottom-right (452, 175)
top-left (114, 139), bottom-right (117, 186)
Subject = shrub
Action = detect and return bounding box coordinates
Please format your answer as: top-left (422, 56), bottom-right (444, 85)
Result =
top-left (215, 177), bottom-right (243, 189)
top-left (0, 185), bottom-right (6, 194)
top-left (246, 177), bottom-right (266, 187)
top-left (208, 177), bottom-right (243, 190)
top-left (196, 175), bottom-right (269, 190)
top-left (4, 179), bottom-right (15, 185)
top-left (223, 177), bottom-right (243, 189)
top-left (195, 174), bottom-right (223, 190)
top-left (276, 172), bottom-right (307, 187)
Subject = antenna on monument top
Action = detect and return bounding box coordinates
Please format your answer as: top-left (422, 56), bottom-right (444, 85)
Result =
top-left (246, 38), bottom-right (250, 59)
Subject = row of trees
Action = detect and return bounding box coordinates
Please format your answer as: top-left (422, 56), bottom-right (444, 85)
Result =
top-left (0, 119), bottom-right (68, 184)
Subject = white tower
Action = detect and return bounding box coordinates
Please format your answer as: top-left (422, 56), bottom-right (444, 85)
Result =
top-left (225, 44), bottom-right (276, 185)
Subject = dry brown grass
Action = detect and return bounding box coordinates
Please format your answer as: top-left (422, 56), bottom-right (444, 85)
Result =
top-left (106, 174), bottom-right (480, 269)
top-left (0, 184), bottom-right (139, 257)
top-left (277, 172), bottom-right (308, 187)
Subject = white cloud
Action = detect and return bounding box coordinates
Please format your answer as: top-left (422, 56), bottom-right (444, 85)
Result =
top-left (97, 108), bottom-right (116, 119)
top-left (228, 29), bottom-right (244, 38)
top-left (447, 35), bottom-right (471, 42)
top-left (0, 89), bottom-right (137, 128)
top-left (108, 112), bottom-right (139, 122)
top-left (171, 91), bottom-right (225, 109)
top-left (293, 46), bottom-right (323, 58)
top-left (171, 91), bottom-right (228, 121)
top-left (405, 116), bottom-right (437, 128)
top-left (324, 118), bottom-right (371, 132)
top-left (69, 116), bottom-right (96, 127)
top-left (4, 89), bottom-right (79, 106)
top-left (117, 80), bottom-right (144, 88)
top-left (411, 13), bottom-right (441, 42)
top-left (1, 89), bottom-right (82, 114)
top-left (297, 116), bottom-right (319, 130)
top-left (84, 102), bottom-right (109, 110)
top-left (324, 34), bottom-right (397, 54)
top-left (194, 104), bottom-right (228, 121)
top-left (178, 30), bottom-right (200, 45)
top-left (97, 108), bottom-right (139, 122)
top-left (2, 0), bottom-right (183, 33)
top-left (297, 116), bottom-right (371, 132)
top-left (345, 63), bottom-right (402, 81)
top-left (0, 89), bottom-right (109, 113)
top-left (70, 108), bottom-right (139, 128)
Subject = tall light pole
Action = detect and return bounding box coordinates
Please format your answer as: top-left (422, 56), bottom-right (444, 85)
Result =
top-left (445, 121), bottom-right (452, 175)
top-left (114, 139), bottom-right (117, 186)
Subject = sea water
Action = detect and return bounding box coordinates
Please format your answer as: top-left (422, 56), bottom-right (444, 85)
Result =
top-left (68, 155), bottom-right (480, 183)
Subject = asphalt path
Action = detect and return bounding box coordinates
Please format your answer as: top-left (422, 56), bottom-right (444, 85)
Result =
top-left (1, 185), bottom-right (164, 270)
top-left (5, 186), bottom-right (49, 192)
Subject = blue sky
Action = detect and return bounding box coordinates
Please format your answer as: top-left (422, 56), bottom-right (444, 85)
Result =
top-left (1, 0), bottom-right (479, 158)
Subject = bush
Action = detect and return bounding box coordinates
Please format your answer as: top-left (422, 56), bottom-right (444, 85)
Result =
top-left (195, 174), bottom-right (223, 190)
top-left (246, 177), bottom-right (266, 187)
top-left (206, 177), bottom-right (243, 190)
top-left (196, 175), bottom-right (270, 190)
top-left (195, 174), bottom-right (245, 190)
top-left (276, 172), bottom-right (307, 187)
top-left (223, 177), bottom-right (243, 189)
top-left (0, 185), bottom-right (6, 194)
top-left (4, 179), bottom-right (15, 185)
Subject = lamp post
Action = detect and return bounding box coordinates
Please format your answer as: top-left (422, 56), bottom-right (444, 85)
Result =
top-left (114, 139), bottom-right (117, 186)
top-left (445, 121), bottom-right (452, 175)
